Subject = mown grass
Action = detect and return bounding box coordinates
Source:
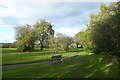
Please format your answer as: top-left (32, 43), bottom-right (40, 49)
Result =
top-left (2, 48), bottom-right (83, 65)
top-left (2, 52), bottom-right (119, 78)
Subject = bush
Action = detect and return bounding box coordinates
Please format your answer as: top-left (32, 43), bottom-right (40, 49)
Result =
top-left (16, 40), bottom-right (34, 52)
top-left (2, 43), bottom-right (10, 48)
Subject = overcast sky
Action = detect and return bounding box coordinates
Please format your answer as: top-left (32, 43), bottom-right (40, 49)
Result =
top-left (0, 0), bottom-right (112, 43)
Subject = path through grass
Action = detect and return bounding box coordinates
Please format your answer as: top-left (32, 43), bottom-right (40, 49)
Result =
top-left (2, 48), bottom-right (83, 65)
top-left (3, 52), bottom-right (119, 78)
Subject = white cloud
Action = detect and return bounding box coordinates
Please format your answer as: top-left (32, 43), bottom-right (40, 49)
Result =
top-left (0, 1), bottom-right (110, 43)
top-left (54, 24), bottom-right (86, 37)
top-left (0, 1), bottom-right (101, 25)
top-left (0, 1), bottom-right (51, 24)
top-left (0, 1), bottom-right (76, 26)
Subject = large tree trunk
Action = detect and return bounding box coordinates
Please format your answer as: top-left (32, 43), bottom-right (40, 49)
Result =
top-left (40, 44), bottom-right (43, 50)
top-left (40, 40), bottom-right (44, 50)
top-left (39, 39), bottom-right (43, 50)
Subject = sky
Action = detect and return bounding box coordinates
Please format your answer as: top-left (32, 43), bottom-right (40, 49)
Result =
top-left (0, 0), bottom-right (114, 43)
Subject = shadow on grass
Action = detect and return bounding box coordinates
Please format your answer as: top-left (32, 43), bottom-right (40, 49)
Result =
top-left (60, 55), bottom-right (118, 78)
top-left (3, 54), bottom-right (119, 78)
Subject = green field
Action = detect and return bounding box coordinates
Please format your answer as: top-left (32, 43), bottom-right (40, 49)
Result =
top-left (2, 48), bottom-right (82, 65)
top-left (2, 48), bottom-right (119, 78)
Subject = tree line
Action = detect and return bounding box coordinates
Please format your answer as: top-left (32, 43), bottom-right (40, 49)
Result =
top-left (1, 43), bottom-right (16, 48)
top-left (75, 2), bottom-right (120, 57)
top-left (15, 20), bottom-right (74, 53)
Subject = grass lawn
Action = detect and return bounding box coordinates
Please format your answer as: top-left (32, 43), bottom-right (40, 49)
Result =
top-left (2, 48), bottom-right (83, 65)
top-left (2, 48), bottom-right (119, 78)
top-left (2, 52), bottom-right (119, 78)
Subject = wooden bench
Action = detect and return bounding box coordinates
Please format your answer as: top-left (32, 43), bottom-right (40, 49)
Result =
top-left (49, 55), bottom-right (62, 63)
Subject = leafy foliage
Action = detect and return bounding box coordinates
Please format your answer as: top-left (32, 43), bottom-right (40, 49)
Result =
top-left (75, 29), bottom-right (93, 53)
top-left (33, 20), bottom-right (54, 50)
top-left (49, 33), bottom-right (73, 54)
top-left (87, 2), bottom-right (120, 56)
top-left (15, 24), bottom-right (36, 52)
top-left (15, 19), bottom-right (54, 52)
top-left (75, 2), bottom-right (120, 57)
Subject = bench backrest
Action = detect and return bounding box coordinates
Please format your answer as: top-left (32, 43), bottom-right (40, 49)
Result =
top-left (51, 55), bottom-right (62, 59)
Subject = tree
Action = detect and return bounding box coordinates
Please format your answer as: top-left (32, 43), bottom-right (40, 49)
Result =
top-left (49, 36), bottom-right (61, 54)
top-left (10, 41), bottom-right (17, 48)
top-left (15, 24), bottom-right (36, 52)
top-left (75, 30), bottom-right (84, 48)
top-left (56, 33), bottom-right (74, 51)
top-left (75, 29), bottom-right (93, 52)
top-left (87, 2), bottom-right (120, 56)
top-left (49, 33), bottom-right (73, 54)
top-left (33, 20), bottom-right (54, 50)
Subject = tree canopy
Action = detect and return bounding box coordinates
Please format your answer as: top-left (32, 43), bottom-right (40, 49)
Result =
top-left (33, 20), bottom-right (54, 50)
top-left (15, 20), bottom-right (54, 52)
top-left (15, 24), bottom-right (36, 52)
top-left (76, 2), bottom-right (120, 57)
top-left (49, 33), bottom-right (73, 54)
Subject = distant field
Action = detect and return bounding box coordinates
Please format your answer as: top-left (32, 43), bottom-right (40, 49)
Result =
top-left (2, 48), bottom-right (83, 65)
top-left (3, 51), bottom-right (119, 78)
